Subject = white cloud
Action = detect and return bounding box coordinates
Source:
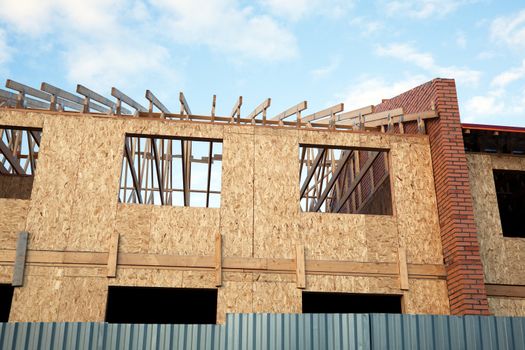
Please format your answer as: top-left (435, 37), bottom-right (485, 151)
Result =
top-left (456, 31), bottom-right (466, 48)
top-left (490, 9), bottom-right (525, 48)
top-left (349, 17), bottom-right (384, 36)
top-left (260, 0), bottom-right (354, 21)
top-left (337, 75), bottom-right (428, 110)
top-left (0, 28), bottom-right (11, 65)
top-left (376, 43), bottom-right (481, 84)
top-left (463, 62), bottom-right (525, 125)
top-left (310, 56), bottom-right (341, 79)
top-left (151, 0), bottom-right (298, 61)
top-left (491, 60), bottom-right (525, 88)
top-left (383, 0), bottom-right (474, 19)
top-left (463, 92), bottom-right (505, 120)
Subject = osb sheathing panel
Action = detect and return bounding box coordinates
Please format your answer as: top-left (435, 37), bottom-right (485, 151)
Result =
top-left (115, 204), bottom-right (153, 253)
top-left (10, 266), bottom-right (108, 322)
top-left (0, 199), bottom-right (29, 249)
top-left (66, 118), bottom-right (125, 251)
top-left (488, 297), bottom-right (525, 317)
top-left (25, 117), bottom-right (88, 250)
top-left (467, 153), bottom-right (525, 285)
top-left (220, 129), bottom-right (254, 257)
top-left (391, 142), bottom-right (443, 264)
top-left (0, 110), bottom-right (45, 128)
top-left (403, 279), bottom-right (449, 314)
top-left (0, 176), bottom-right (33, 199)
top-left (0, 265), bottom-right (13, 283)
top-left (217, 281), bottom-right (253, 324)
top-left (253, 129), bottom-right (300, 259)
top-left (110, 267), bottom-right (183, 287)
top-left (149, 206), bottom-right (220, 256)
top-left (0, 110), bottom-right (449, 320)
top-left (252, 281), bottom-right (301, 313)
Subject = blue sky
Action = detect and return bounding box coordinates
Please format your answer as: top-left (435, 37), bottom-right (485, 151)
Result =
top-left (0, 0), bottom-right (524, 126)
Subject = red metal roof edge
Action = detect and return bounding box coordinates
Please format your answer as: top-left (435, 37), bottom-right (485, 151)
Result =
top-left (461, 123), bottom-right (525, 134)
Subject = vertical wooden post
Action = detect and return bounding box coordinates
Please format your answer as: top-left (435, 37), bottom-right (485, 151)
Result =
top-left (12, 231), bottom-right (28, 287)
top-left (398, 247), bottom-right (409, 291)
top-left (215, 233), bottom-right (222, 287)
top-left (107, 232), bottom-right (120, 278)
top-left (296, 244), bottom-right (306, 289)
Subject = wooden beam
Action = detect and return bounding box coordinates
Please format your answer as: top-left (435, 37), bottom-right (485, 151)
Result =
top-left (215, 233), bottom-right (222, 287)
top-left (29, 130), bottom-right (41, 147)
top-left (247, 98), bottom-right (271, 120)
top-left (124, 139), bottom-right (143, 204)
top-left (299, 148), bottom-right (326, 199)
top-left (211, 95), bottom-right (216, 118)
top-left (296, 244), bottom-right (306, 289)
top-left (150, 138), bottom-right (165, 205)
top-left (145, 90), bottom-right (170, 114)
top-left (11, 231), bottom-right (28, 286)
top-left (334, 151), bottom-right (381, 213)
top-left (230, 96), bottom-right (243, 122)
top-left (107, 232), bottom-right (119, 277)
top-left (485, 284), bottom-right (525, 298)
top-left (41, 82), bottom-right (109, 113)
top-left (302, 103), bottom-right (344, 123)
top-left (398, 247), bottom-right (409, 290)
top-left (0, 138), bottom-right (24, 175)
top-left (181, 139), bottom-right (190, 206)
top-left (270, 101), bottom-right (307, 121)
top-left (0, 248), bottom-right (447, 279)
top-left (179, 92), bottom-right (192, 116)
top-left (206, 142), bottom-right (213, 208)
top-left (77, 84), bottom-right (131, 114)
top-left (112, 87), bottom-right (147, 113)
top-left (312, 150), bottom-right (353, 212)
top-left (335, 107), bottom-right (404, 126)
top-left (315, 105), bottom-right (374, 125)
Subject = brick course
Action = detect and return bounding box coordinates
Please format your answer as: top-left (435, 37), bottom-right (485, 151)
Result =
top-left (374, 78), bottom-right (490, 315)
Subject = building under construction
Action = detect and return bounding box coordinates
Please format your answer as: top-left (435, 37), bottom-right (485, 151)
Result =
top-left (0, 77), bottom-right (524, 332)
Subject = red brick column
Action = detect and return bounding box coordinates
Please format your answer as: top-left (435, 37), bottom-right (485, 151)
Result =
top-left (375, 78), bottom-right (490, 315)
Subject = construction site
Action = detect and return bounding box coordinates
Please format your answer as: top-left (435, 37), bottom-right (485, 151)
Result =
top-left (0, 77), bottom-right (524, 348)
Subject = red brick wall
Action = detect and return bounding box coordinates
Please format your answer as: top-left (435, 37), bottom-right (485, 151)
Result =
top-left (374, 78), bottom-right (490, 315)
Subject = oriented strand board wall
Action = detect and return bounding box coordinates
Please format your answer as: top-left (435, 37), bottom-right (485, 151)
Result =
top-left (2, 110), bottom-right (448, 321)
top-left (467, 153), bottom-right (525, 285)
top-left (488, 297), bottom-right (525, 316)
top-left (0, 199), bottom-right (29, 250)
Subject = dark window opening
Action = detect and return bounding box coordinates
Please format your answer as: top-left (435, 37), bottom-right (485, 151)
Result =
top-left (302, 292), bottom-right (402, 314)
top-left (0, 284), bottom-right (14, 322)
top-left (119, 134), bottom-right (222, 208)
top-left (299, 145), bottom-right (392, 215)
top-left (0, 126), bottom-right (41, 199)
top-left (106, 286), bottom-right (217, 324)
top-left (493, 170), bottom-right (525, 238)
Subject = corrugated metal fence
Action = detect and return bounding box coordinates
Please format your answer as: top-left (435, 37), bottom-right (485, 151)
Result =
top-left (1, 314), bottom-right (524, 349)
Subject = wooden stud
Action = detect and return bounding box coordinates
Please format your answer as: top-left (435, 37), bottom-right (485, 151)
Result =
top-left (107, 232), bottom-right (120, 278)
top-left (215, 233), bottom-right (222, 287)
top-left (398, 247), bottom-right (409, 290)
top-left (296, 244), bottom-right (306, 289)
top-left (12, 231), bottom-right (28, 287)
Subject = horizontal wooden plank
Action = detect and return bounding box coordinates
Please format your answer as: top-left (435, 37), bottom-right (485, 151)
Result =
top-left (336, 107), bottom-right (404, 126)
top-left (302, 103), bottom-right (344, 122)
top-left (270, 101), bottom-right (307, 121)
top-left (314, 105), bottom-right (374, 125)
top-left (0, 249), bottom-right (446, 280)
top-left (486, 284), bottom-right (525, 298)
top-left (248, 98), bottom-right (271, 119)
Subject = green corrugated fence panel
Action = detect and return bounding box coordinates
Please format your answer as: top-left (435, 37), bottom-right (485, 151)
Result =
top-left (369, 314), bottom-right (525, 350)
top-left (1, 314), bottom-right (524, 349)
